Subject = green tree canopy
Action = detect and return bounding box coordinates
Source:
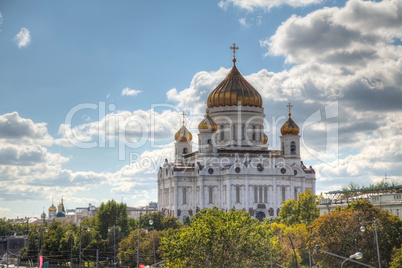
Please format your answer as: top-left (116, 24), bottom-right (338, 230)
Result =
top-left (280, 189), bottom-right (319, 226)
top-left (96, 200), bottom-right (129, 238)
top-left (161, 207), bottom-right (278, 267)
top-left (310, 199), bottom-right (402, 267)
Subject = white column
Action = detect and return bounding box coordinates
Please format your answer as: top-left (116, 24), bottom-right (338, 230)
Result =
top-left (273, 178), bottom-right (277, 214)
top-left (168, 180), bottom-right (171, 209)
top-left (174, 178), bottom-right (178, 217)
top-left (302, 177), bottom-right (306, 192)
top-left (200, 176), bottom-right (205, 209)
top-left (227, 178), bottom-right (232, 210)
top-left (290, 177), bottom-right (294, 200)
top-left (245, 176), bottom-right (249, 211)
top-left (312, 179), bottom-right (316, 194)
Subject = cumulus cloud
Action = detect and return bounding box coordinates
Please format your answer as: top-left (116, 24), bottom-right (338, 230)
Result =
top-left (166, 67), bottom-right (229, 115)
top-left (121, 87), bottom-right (141, 96)
top-left (0, 12), bottom-right (3, 31)
top-left (262, 0), bottom-right (402, 65)
top-left (14, 27), bottom-right (31, 48)
top-left (255, 0), bottom-right (402, 191)
top-left (0, 112), bottom-right (53, 146)
top-left (56, 108), bottom-right (185, 149)
top-left (219, 0), bottom-right (323, 11)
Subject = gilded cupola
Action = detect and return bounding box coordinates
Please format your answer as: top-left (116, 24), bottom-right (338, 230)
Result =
top-left (280, 103), bottom-right (300, 136)
top-left (198, 109), bottom-right (218, 133)
top-left (175, 112), bottom-right (193, 142)
top-left (263, 133), bottom-right (268, 144)
top-left (206, 44), bottom-right (263, 109)
top-left (48, 203), bottom-right (56, 213)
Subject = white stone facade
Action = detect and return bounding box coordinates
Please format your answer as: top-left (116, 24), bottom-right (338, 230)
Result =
top-left (157, 62), bottom-right (316, 222)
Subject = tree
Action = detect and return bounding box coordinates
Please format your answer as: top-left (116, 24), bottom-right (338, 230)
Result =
top-left (161, 216), bottom-right (182, 230)
top-left (280, 189), bottom-right (319, 226)
top-left (96, 200), bottom-right (129, 238)
top-left (161, 207), bottom-right (278, 267)
top-left (271, 222), bottom-right (310, 267)
top-left (0, 218), bottom-right (14, 236)
top-left (309, 200), bottom-right (402, 267)
top-left (140, 212), bottom-right (164, 231)
top-left (118, 227), bottom-right (166, 267)
top-left (390, 247), bottom-right (402, 268)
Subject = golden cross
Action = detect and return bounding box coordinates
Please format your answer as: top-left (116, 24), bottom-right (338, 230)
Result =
top-left (287, 102), bottom-right (293, 116)
top-left (181, 111), bottom-right (186, 125)
top-left (230, 43), bottom-right (239, 59)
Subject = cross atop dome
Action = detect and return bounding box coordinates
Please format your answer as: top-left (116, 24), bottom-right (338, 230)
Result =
top-left (287, 102), bottom-right (293, 117)
top-left (230, 43), bottom-right (239, 63)
top-left (181, 111), bottom-right (186, 125)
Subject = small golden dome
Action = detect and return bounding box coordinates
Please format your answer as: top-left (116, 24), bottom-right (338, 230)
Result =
top-left (281, 103), bottom-right (300, 135)
top-left (281, 117), bottom-right (300, 135)
top-left (48, 204), bottom-right (56, 213)
top-left (198, 114), bottom-right (218, 133)
top-left (207, 63), bottom-right (263, 108)
top-left (175, 125), bottom-right (193, 142)
top-left (263, 133), bottom-right (268, 144)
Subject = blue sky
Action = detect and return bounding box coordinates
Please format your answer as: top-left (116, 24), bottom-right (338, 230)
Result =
top-left (1, 0), bottom-right (401, 219)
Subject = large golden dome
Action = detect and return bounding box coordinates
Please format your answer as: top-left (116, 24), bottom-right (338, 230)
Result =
top-left (198, 114), bottom-right (218, 133)
top-left (207, 62), bottom-right (263, 108)
top-left (175, 125), bottom-right (193, 142)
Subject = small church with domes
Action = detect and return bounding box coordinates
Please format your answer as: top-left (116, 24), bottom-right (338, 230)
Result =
top-left (157, 45), bottom-right (316, 222)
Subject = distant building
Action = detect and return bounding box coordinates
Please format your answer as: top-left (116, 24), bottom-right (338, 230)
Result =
top-left (318, 184), bottom-right (402, 219)
top-left (127, 202), bottom-right (158, 219)
top-left (42, 200), bottom-right (157, 223)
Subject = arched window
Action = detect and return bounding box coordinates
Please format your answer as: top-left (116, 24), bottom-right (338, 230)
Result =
top-left (252, 125), bottom-right (256, 140)
top-left (183, 147), bottom-right (188, 154)
top-left (236, 185), bottom-right (240, 203)
top-left (264, 186), bottom-right (268, 203)
top-left (282, 186), bottom-right (286, 202)
top-left (242, 125), bottom-right (246, 140)
top-left (183, 187), bottom-right (187, 204)
top-left (291, 141), bottom-right (296, 154)
top-left (281, 142), bottom-right (284, 154)
top-left (220, 125), bottom-right (225, 141)
top-left (209, 186), bottom-right (213, 204)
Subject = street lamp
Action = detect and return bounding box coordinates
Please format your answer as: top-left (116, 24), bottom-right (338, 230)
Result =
top-left (341, 252), bottom-right (363, 268)
top-left (315, 245), bottom-right (375, 268)
top-left (79, 225), bottom-right (90, 268)
top-left (136, 213), bottom-right (154, 268)
top-left (269, 219), bottom-right (273, 268)
top-left (146, 220), bottom-right (156, 265)
top-left (37, 227), bottom-right (48, 267)
top-left (66, 231), bottom-right (74, 268)
top-left (108, 226), bottom-right (117, 267)
top-left (361, 218), bottom-right (381, 268)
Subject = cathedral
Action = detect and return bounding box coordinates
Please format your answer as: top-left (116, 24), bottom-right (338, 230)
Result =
top-left (157, 46), bottom-right (316, 222)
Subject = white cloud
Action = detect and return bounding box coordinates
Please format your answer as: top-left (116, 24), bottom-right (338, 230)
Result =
top-left (239, 18), bottom-right (247, 26)
top-left (14, 27), bottom-right (31, 48)
top-left (56, 108), bottom-right (184, 149)
top-left (121, 87), bottom-right (141, 96)
top-left (0, 112), bottom-right (53, 146)
top-left (262, 0), bottom-right (402, 65)
top-left (219, 0), bottom-right (323, 11)
top-left (0, 12), bottom-right (3, 31)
